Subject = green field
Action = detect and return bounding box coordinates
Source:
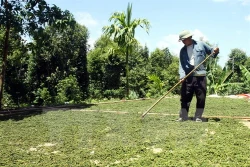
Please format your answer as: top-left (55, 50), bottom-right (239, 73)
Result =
top-left (0, 97), bottom-right (250, 166)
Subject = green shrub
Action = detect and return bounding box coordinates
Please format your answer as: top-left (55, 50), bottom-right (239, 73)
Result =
top-left (103, 89), bottom-right (124, 99)
top-left (146, 74), bottom-right (164, 98)
top-left (55, 75), bottom-right (83, 104)
top-left (88, 83), bottom-right (103, 100)
top-left (128, 90), bottom-right (139, 100)
top-left (33, 87), bottom-right (53, 106)
top-left (2, 91), bottom-right (16, 109)
top-left (226, 84), bottom-right (246, 95)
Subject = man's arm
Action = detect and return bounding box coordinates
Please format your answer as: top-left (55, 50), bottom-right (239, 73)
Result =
top-left (179, 57), bottom-right (185, 80)
top-left (203, 42), bottom-right (219, 58)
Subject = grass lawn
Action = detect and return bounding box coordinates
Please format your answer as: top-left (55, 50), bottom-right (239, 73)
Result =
top-left (0, 97), bottom-right (250, 166)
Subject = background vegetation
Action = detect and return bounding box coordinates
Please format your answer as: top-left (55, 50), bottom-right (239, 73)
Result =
top-left (1, 1), bottom-right (250, 109)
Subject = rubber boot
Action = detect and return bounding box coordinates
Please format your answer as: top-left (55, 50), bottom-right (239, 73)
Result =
top-left (194, 108), bottom-right (204, 122)
top-left (178, 108), bottom-right (189, 121)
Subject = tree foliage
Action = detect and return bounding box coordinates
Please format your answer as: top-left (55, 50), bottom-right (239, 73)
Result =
top-left (0, 0), bottom-right (75, 109)
top-left (149, 48), bottom-right (173, 76)
top-left (26, 23), bottom-right (89, 105)
top-left (55, 75), bottom-right (83, 104)
top-left (103, 2), bottom-right (150, 97)
top-left (226, 48), bottom-right (247, 82)
top-left (87, 36), bottom-right (125, 99)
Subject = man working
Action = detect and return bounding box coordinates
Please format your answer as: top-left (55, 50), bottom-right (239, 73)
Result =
top-left (177, 30), bottom-right (219, 122)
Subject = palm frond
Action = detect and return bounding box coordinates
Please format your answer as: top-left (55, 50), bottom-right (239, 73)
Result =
top-left (126, 3), bottom-right (132, 26)
top-left (109, 12), bottom-right (126, 28)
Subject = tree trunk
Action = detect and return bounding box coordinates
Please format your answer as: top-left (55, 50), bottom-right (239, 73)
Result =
top-left (125, 46), bottom-right (129, 98)
top-left (0, 0), bottom-right (10, 109)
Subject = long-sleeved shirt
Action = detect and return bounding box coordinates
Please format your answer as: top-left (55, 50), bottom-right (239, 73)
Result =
top-left (179, 40), bottom-right (217, 79)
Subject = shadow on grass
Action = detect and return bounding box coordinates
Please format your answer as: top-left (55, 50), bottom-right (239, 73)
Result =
top-left (0, 103), bottom-right (95, 121)
top-left (189, 117), bottom-right (221, 122)
top-left (208, 118), bottom-right (221, 122)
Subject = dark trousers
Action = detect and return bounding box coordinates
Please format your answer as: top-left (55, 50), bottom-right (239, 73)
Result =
top-left (180, 76), bottom-right (207, 119)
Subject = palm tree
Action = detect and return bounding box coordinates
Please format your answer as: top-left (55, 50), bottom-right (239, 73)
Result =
top-left (103, 3), bottom-right (150, 98)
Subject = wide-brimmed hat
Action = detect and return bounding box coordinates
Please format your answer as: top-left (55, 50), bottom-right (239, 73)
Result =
top-left (179, 30), bottom-right (192, 41)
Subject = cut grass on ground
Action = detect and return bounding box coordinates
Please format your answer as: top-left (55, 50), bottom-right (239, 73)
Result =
top-left (0, 97), bottom-right (250, 166)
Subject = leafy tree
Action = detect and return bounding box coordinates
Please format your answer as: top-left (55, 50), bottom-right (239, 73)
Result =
top-left (0, 0), bottom-right (75, 109)
top-left (103, 3), bottom-right (150, 97)
top-left (149, 47), bottom-right (173, 77)
top-left (88, 37), bottom-right (152, 99)
top-left (26, 23), bottom-right (89, 105)
top-left (4, 31), bottom-right (29, 106)
top-left (226, 48), bottom-right (247, 82)
top-left (128, 45), bottom-right (151, 97)
top-left (0, 27), bottom-right (29, 107)
top-left (141, 45), bottom-right (150, 60)
top-left (162, 56), bottom-right (180, 94)
top-left (223, 48), bottom-right (248, 94)
top-left (87, 36), bottom-right (125, 99)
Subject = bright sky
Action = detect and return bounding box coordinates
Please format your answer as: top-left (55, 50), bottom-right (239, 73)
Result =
top-left (46, 0), bottom-right (250, 67)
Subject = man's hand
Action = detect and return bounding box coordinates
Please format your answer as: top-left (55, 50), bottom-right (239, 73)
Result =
top-left (180, 78), bottom-right (185, 83)
top-left (213, 47), bottom-right (219, 54)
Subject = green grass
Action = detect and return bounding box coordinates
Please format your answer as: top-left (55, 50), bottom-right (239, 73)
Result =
top-left (0, 97), bottom-right (250, 166)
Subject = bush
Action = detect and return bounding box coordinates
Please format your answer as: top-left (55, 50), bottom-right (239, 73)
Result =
top-left (55, 75), bottom-right (83, 104)
top-left (88, 83), bottom-right (103, 100)
top-left (33, 87), bottom-right (53, 106)
top-left (146, 74), bottom-right (164, 98)
top-left (2, 91), bottom-right (16, 109)
top-left (226, 84), bottom-right (245, 95)
top-left (103, 89), bottom-right (124, 99)
top-left (128, 90), bottom-right (139, 100)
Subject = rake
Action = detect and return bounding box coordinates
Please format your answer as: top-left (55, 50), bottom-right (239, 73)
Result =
top-left (141, 52), bottom-right (215, 119)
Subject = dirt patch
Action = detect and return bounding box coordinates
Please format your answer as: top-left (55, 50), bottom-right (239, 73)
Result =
top-left (151, 147), bottom-right (163, 154)
top-left (241, 119), bottom-right (250, 129)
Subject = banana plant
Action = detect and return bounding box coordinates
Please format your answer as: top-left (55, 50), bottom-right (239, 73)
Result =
top-left (207, 67), bottom-right (242, 95)
top-left (240, 65), bottom-right (250, 81)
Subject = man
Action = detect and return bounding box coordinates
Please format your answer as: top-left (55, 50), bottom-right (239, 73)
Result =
top-left (177, 30), bottom-right (219, 122)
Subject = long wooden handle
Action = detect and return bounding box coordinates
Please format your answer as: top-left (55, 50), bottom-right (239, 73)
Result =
top-left (141, 53), bottom-right (214, 119)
